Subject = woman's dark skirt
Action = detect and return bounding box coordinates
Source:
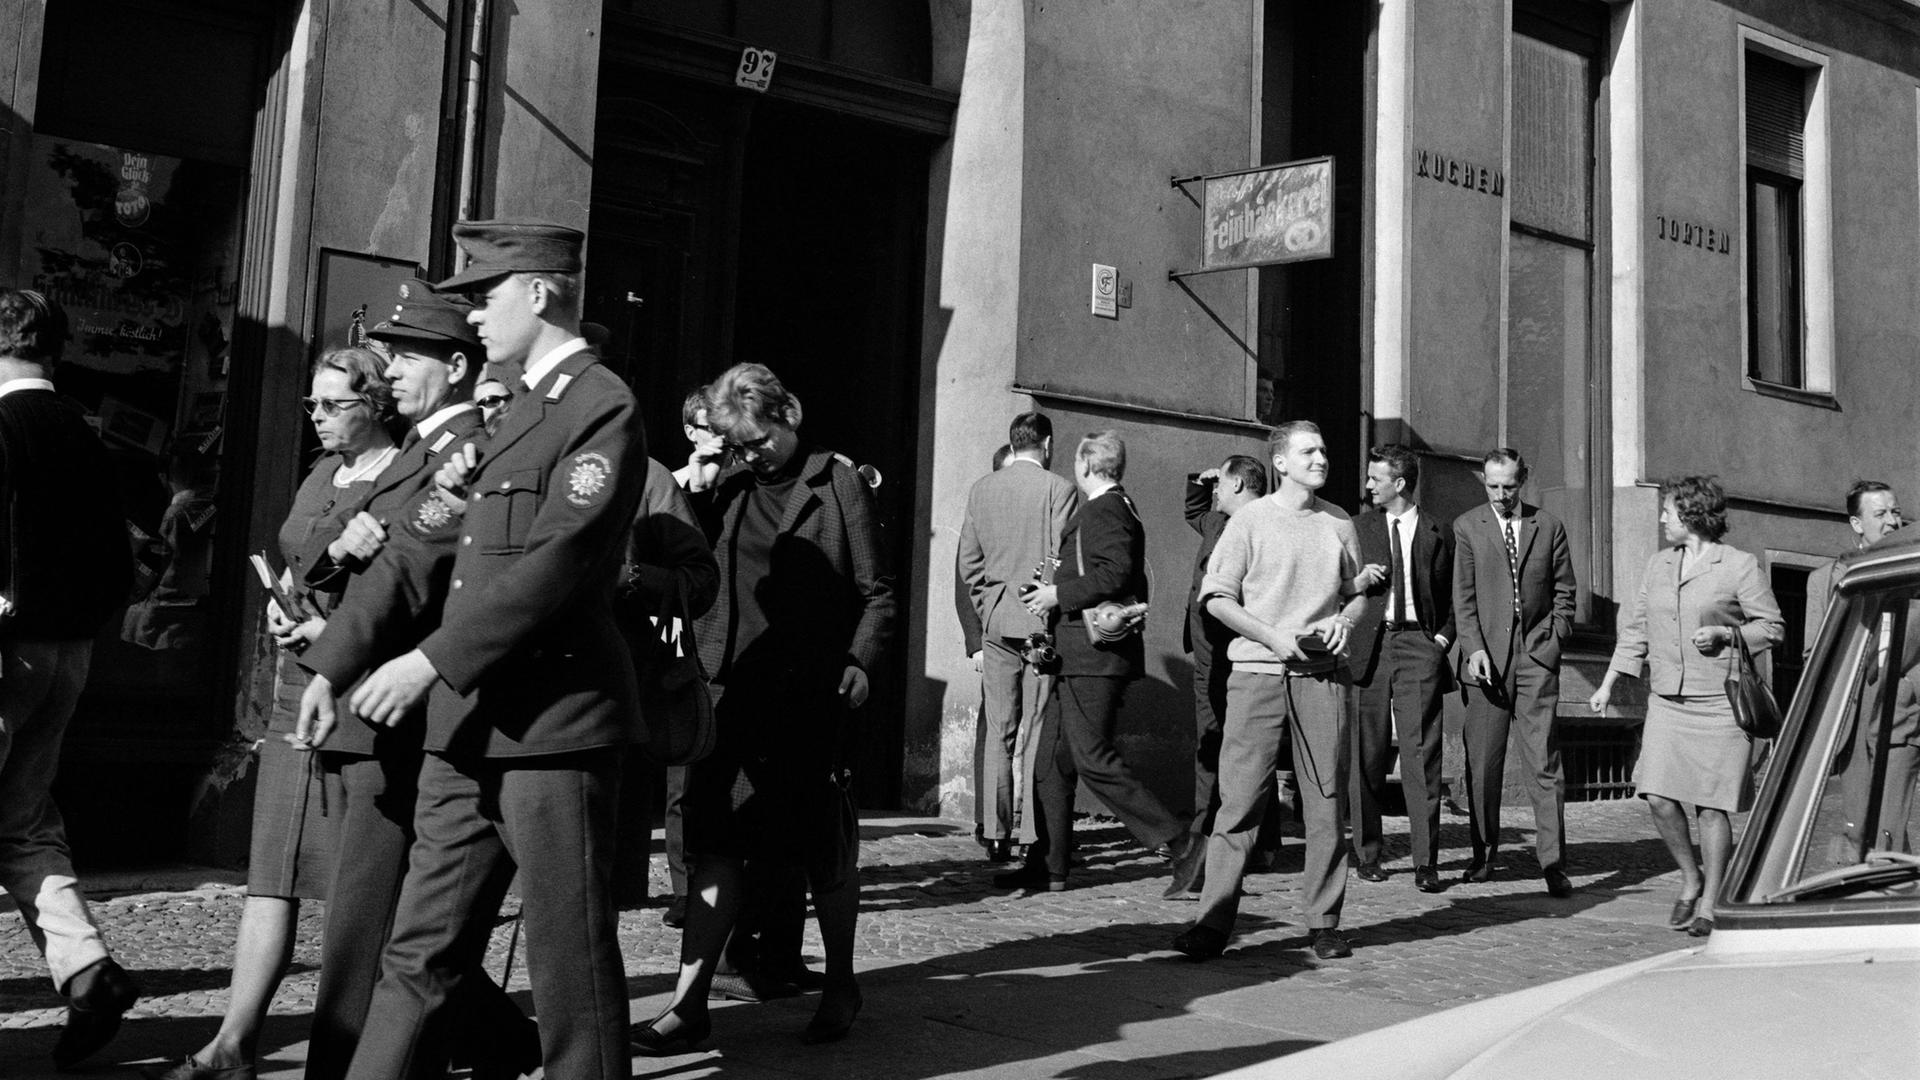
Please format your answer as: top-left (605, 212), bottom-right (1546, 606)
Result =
top-left (245, 653), bottom-right (343, 900)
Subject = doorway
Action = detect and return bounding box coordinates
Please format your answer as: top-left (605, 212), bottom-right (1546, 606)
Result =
top-left (586, 73), bottom-right (932, 804)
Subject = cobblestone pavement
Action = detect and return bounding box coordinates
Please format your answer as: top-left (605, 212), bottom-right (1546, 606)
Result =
top-left (2, 800), bottom-right (1703, 1078)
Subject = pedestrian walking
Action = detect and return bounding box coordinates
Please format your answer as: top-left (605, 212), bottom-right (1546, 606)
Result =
top-left (998, 431), bottom-right (1205, 895)
top-left (1590, 475), bottom-right (1783, 936)
top-left (632, 362), bottom-right (894, 1051)
top-left (156, 345), bottom-right (399, 1080)
top-left (957, 413), bottom-right (1078, 862)
top-left (1453, 447), bottom-right (1578, 897)
top-left (307, 220), bottom-right (648, 1080)
top-left (1346, 444), bottom-right (1454, 893)
top-left (0, 288), bottom-right (137, 1071)
top-left (1171, 420), bottom-right (1366, 961)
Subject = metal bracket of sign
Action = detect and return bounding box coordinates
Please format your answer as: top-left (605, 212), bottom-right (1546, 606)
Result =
top-left (1167, 155), bottom-right (1335, 280)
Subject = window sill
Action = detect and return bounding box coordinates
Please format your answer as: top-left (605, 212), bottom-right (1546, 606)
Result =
top-left (1744, 378), bottom-right (1839, 410)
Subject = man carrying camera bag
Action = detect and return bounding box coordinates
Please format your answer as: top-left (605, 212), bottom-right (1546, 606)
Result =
top-left (957, 412), bottom-right (1078, 864)
top-left (1004, 430), bottom-right (1205, 895)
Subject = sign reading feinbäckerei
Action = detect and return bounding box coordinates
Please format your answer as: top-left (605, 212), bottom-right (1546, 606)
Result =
top-left (1200, 157), bottom-right (1333, 272)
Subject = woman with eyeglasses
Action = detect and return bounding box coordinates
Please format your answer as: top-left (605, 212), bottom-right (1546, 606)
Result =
top-left (632, 363), bottom-right (894, 1053)
top-left (152, 347), bottom-right (401, 1080)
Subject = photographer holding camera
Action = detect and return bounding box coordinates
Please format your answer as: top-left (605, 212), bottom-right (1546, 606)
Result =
top-left (957, 413), bottom-right (1078, 863)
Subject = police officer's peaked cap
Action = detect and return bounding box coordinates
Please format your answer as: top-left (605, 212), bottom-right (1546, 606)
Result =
top-left (368, 278), bottom-right (483, 349)
top-left (433, 219), bottom-right (585, 292)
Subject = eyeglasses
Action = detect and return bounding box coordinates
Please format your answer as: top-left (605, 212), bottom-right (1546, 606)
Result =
top-left (723, 430), bottom-right (781, 456)
top-left (301, 396), bottom-right (370, 418)
top-left (475, 393), bottom-right (511, 409)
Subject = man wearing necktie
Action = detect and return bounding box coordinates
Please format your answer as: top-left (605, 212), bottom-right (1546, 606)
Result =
top-left (1345, 445), bottom-right (1455, 894)
top-left (1452, 448), bottom-right (1577, 897)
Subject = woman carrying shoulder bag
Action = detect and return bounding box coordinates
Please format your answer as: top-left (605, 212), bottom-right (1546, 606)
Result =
top-left (1590, 475), bottom-right (1784, 938)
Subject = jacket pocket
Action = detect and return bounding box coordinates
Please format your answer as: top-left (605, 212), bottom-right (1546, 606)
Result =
top-left (479, 468), bottom-right (543, 554)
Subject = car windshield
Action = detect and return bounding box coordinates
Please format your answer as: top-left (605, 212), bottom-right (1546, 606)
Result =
top-left (1738, 580), bottom-right (1920, 905)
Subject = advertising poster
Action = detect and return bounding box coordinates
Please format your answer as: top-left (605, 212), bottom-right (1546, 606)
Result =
top-left (1200, 157), bottom-right (1335, 272)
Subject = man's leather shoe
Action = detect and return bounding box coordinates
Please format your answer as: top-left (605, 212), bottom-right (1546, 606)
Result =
top-left (1354, 861), bottom-right (1389, 883)
top-left (993, 861), bottom-right (1065, 892)
top-left (1170, 924), bottom-right (1227, 960)
top-left (984, 838), bottom-right (1015, 864)
top-left (1544, 868), bottom-right (1574, 898)
top-left (53, 957), bottom-right (139, 1070)
top-left (1309, 928), bottom-right (1353, 959)
top-left (1162, 833), bottom-right (1207, 898)
top-left (662, 895), bottom-right (688, 929)
top-left (1461, 860), bottom-right (1495, 884)
top-left (1413, 866), bottom-right (1444, 893)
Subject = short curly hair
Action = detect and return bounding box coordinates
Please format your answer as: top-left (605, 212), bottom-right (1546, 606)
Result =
top-left (1661, 474), bottom-right (1729, 541)
top-left (313, 346), bottom-right (398, 422)
top-left (706, 362), bottom-right (802, 436)
top-left (0, 288), bottom-right (68, 361)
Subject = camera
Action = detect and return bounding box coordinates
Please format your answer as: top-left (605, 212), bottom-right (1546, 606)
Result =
top-left (1020, 629), bottom-right (1059, 668)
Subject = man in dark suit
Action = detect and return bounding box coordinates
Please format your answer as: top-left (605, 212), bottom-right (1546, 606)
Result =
top-left (1346, 444), bottom-right (1454, 893)
top-left (291, 280), bottom-right (537, 1080)
top-left (0, 288), bottom-right (137, 1070)
top-left (1183, 454), bottom-right (1271, 847)
top-left (1803, 480), bottom-right (1902, 658)
top-left (998, 430), bottom-right (1203, 893)
top-left (300, 221), bottom-right (648, 1080)
top-left (958, 414), bottom-right (1078, 862)
top-left (1453, 447), bottom-right (1578, 897)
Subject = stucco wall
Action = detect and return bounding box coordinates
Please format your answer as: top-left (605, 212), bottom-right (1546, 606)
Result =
top-left (1637, 0), bottom-right (1920, 559)
top-left (1013, 0), bottom-right (1257, 419)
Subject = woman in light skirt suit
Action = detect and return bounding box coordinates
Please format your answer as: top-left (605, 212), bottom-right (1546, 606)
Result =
top-left (1590, 475), bottom-right (1783, 937)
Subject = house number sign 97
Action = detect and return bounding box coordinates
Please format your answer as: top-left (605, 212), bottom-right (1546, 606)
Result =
top-left (736, 47), bottom-right (777, 93)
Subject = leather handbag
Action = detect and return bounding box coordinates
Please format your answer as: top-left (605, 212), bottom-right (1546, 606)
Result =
top-left (634, 578), bottom-right (715, 766)
top-left (1724, 627), bottom-right (1783, 740)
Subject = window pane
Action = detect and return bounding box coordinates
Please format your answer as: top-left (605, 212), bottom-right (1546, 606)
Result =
top-left (1748, 176), bottom-right (1803, 386)
top-left (1507, 231), bottom-right (1593, 624)
top-left (1511, 34), bottom-right (1592, 240)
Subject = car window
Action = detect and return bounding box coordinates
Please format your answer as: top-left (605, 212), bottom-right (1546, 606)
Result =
top-left (1762, 586), bottom-right (1920, 904)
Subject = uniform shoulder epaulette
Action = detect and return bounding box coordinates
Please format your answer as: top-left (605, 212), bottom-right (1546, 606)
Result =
top-left (546, 372), bottom-right (575, 401)
top-left (428, 430), bottom-right (457, 455)
top-left (831, 452), bottom-right (856, 469)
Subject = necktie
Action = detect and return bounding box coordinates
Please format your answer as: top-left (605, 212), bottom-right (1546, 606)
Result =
top-left (1390, 517), bottom-right (1406, 624)
top-left (1504, 517), bottom-right (1522, 623)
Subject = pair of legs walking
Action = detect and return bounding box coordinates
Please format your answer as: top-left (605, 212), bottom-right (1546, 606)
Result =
top-left (1181, 669), bottom-right (1349, 956)
top-left (1462, 659), bottom-right (1567, 881)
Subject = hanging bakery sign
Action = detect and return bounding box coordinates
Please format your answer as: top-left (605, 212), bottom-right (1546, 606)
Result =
top-left (1170, 156), bottom-right (1334, 278)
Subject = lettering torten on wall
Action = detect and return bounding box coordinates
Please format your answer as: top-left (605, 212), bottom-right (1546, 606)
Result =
top-left (1413, 150), bottom-right (1504, 198)
top-left (1654, 214), bottom-right (1731, 254)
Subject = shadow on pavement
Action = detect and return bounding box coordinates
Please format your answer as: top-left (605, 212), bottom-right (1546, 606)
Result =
top-left (631, 916), bottom-right (1319, 1080)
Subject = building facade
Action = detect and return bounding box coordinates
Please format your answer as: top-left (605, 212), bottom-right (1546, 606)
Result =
top-left (3, 0), bottom-right (1916, 860)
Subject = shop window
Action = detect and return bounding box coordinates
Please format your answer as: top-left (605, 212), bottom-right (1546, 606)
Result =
top-left (1741, 39), bottom-right (1833, 397)
top-left (1508, 4), bottom-right (1606, 626)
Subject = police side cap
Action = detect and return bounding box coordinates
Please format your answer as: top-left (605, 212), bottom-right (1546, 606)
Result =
top-left (368, 278), bottom-right (482, 349)
top-left (433, 220), bottom-right (585, 293)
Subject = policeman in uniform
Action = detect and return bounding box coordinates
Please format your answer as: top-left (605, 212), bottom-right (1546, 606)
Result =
top-left (292, 280), bottom-right (538, 1080)
top-left (300, 222), bottom-right (648, 1080)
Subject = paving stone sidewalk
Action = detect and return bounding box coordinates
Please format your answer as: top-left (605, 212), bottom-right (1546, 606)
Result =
top-left (1, 800), bottom-right (1702, 1079)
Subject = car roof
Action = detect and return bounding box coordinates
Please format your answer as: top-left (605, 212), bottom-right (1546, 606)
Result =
top-left (1835, 532), bottom-right (1920, 591)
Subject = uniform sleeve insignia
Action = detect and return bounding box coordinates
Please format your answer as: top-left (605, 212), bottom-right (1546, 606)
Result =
top-left (567, 451), bottom-right (612, 506)
top-left (413, 492), bottom-right (455, 532)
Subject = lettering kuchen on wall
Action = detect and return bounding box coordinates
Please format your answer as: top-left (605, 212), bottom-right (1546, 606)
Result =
top-left (1655, 214), bottom-right (1731, 255)
top-left (1413, 150), bottom-right (1504, 198)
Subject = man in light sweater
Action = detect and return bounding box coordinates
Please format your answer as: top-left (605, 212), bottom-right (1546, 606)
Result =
top-left (1172, 420), bottom-right (1373, 961)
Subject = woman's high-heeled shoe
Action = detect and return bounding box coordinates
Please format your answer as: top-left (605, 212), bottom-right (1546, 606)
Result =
top-left (630, 1010), bottom-right (712, 1055)
top-left (800, 983), bottom-right (863, 1045)
top-left (1668, 893), bottom-right (1701, 929)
